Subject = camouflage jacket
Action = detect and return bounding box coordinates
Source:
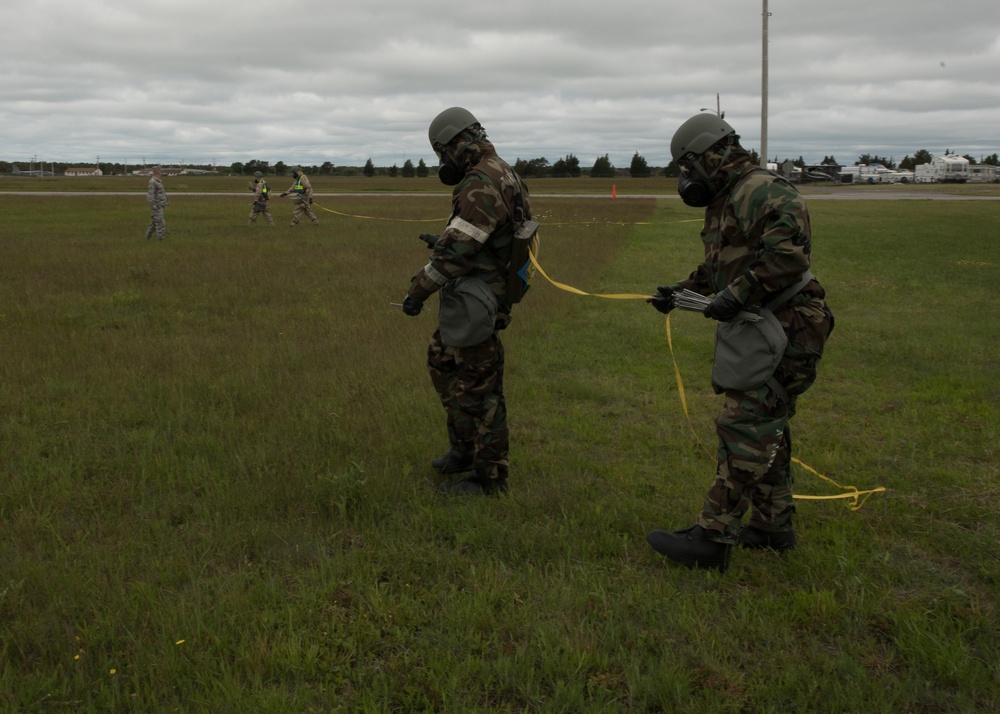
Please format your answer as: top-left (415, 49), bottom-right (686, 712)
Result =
top-left (675, 159), bottom-right (824, 308)
top-left (253, 179), bottom-right (270, 202)
top-left (146, 177), bottom-right (167, 208)
top-left (407, 139), bottom-right (531, 310)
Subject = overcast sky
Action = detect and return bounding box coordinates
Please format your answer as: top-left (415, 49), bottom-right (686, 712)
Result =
top-left (5, 0), bottom-right (998, 169)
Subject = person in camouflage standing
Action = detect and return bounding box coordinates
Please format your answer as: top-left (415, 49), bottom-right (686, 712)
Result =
top-left (645, 113), bottom-right (834, 571)
top-left (144, 166), bottom-right (169, 240)
top-left (401, 107), bottom-right (532, 496)
top-left (279, 166), bottom-right (319, 226)
top-left (247, 170), bottom-right (274, 226)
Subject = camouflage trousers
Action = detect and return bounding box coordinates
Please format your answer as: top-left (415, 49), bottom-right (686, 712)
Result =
top-left (144, 207), bottom-right (165, 239)
top-left (248, 202), bottom-right (274, 226)
top-left (697, 298), bottom-right (833, 543)
top-left (290, 199), bottom-right (319, 225)
top-left (427, 329), bottom-right (508, 480)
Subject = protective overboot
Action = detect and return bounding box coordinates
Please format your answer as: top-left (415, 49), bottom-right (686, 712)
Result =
top-left (646, 525), bottom-right (732, 572)
top-left (431, 449), bottom-right (474, 474)
top-left (437, 470), bottom-right (508, 497)
top-left (739, 525), bottom-right (796, 553)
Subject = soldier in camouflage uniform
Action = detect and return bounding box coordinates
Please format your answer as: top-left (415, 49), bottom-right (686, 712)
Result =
top-left (144, 166), bottom-right (168, 240)
top-left (401, 107), bottom-right (532, 496)
top-left (279, 166), bottom-right (319, 226)
top-left (247, 170), bottom-right (274, 226)
top-left (645, 113), bottom-right (834, 571)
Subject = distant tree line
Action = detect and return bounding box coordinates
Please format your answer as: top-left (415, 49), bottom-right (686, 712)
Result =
top-left (4, 149), bottom-right (998, 178)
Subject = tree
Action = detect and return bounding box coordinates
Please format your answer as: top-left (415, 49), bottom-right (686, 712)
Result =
top-left (514, 157), bottom-right (549, 178)
top-left (899, 150), bottom-right (933, 171)
top-left (320, 161), bottom-right (334, 175)
top-left (245, 159), bottom-right (270, 175)
top-left (230, 162), bottom-right (244, 174)
top-left (417, 159), bottom-right (429, 178)
top-left (363, 159), bottom-right (375, 177)
top-left (629, 152), bottom-right (651, 178)
top-left (981, 153), bottom-right (999, 166)
top-left (821, 155), bottom-right (839, 165)
top-left (856, 154), bottom-right (895, 168)
top-left (273, 161), bottom-right (287, 177)
top-left (550, 154), bottom-right (581, 178)
top-left (590, 154), bottom-right (614, 178)
top-left (748, 150), bottom-right (761, 167)
top-left (401, 159), bottom-right (415, 178)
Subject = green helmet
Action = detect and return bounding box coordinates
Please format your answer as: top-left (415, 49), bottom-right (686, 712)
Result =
top-left (253, 170), bottom-right (262, 179)
top-left (428, 107), bottom-right (480, 151)
top-left (670, 113), bottom-right (736, 162)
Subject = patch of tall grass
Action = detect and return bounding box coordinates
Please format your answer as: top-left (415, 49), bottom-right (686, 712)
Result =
top-left (1, 190), bottom-right (997, 712)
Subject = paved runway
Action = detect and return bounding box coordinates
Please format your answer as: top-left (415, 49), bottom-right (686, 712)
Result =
top-left (2, 189), bottom-right (999, 201)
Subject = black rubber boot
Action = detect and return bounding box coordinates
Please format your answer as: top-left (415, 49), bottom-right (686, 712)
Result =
top-left (431, 450), bottom-right (474, 474)
top-left (437, 470), bottom-right (508, 496)
top-left (739, 525), bottom-right (796, 553)
top-left (646, 525), bottom-right (732, 572)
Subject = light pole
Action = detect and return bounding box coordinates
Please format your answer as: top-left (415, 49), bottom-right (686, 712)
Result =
top-left (761, 0), bottom-right (771, 167)
top-left (699, 94), bottom-right (723, 117)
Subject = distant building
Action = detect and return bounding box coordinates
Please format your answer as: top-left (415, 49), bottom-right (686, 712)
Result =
top-left (65, 167), bottom-right (103, 177)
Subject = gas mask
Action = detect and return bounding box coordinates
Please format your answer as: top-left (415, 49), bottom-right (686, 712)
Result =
top-left (435, 149), bottom-right (464, 186)
top-left (676, 143), bottom-right (734, 208)
top-left (434, 128), bottom-right (486, 186)
top-left (677, 156), bottom-right (715, 208)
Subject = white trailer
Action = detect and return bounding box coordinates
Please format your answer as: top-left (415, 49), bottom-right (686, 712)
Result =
top-left (967, 165), bottom-right (998, 183)
top-left (840, 163), bottom-right (906, 184)
top-left (913, 154), bottom-right (969, 183)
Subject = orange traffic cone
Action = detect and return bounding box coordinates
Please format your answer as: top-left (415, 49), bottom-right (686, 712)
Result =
top-left (611, 184), bottom-right (617, 199)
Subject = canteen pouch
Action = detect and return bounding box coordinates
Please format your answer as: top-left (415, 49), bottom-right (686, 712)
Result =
top-left (438, 276), bottom-right (498, 348)
top-left (711, 308), bottom-right (787, 393)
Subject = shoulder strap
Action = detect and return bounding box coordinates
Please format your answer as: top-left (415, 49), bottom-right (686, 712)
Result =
top-left (765, 270), bottom-right (814, 310)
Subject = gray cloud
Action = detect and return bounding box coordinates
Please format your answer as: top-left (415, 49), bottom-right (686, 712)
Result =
top-left (5, 0), bottom-right (999, 168)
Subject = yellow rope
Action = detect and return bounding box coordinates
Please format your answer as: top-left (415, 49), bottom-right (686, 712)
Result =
top-left (529, 249), bottom-right (886, 510)
top-left (297, 199), bottom-right (442, 222)
top-left (528, 250), bottom-right (648, 300)
top-left (307, 199), bottom-right (703, 226)
top-left (303, 199), bottom-right (884, 510)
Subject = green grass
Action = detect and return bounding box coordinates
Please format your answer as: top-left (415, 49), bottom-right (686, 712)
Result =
top-left (1, 189), bottom-right (998, 712)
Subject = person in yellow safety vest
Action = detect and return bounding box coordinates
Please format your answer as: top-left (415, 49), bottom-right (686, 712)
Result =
top-left (279, 166), bottom-right (319, 226)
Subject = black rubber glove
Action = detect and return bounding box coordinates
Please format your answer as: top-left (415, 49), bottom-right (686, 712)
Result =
top-left (646, 286), bottom-right (676, 315)
top-left (402, 295), bottom-right (423, 316)
top-left (419, 233), bottom-right (440, 248)
top-left (703, 287), bottom-right (743, 322)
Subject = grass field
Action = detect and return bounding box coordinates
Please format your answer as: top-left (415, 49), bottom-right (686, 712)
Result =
top-left (1, 185), bottom-right (998, 712)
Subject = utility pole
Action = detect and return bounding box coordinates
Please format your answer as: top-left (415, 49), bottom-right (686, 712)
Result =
top-left (761, 0), bottom-right (771, 167)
